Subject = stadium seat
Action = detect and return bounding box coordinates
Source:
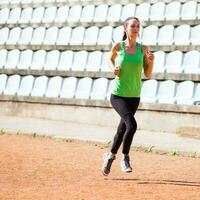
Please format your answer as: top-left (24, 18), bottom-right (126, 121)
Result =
top-left (0, 74), bottom-right (7, 95)
top-left (112, 26), bottom-right (124, 43)
top-left (0, 8), bottom-right (10, 25)
top-left (149, 2), bottom-right (165, 21)
top-left (30, 26), bottom-right (46, 45)
top-left (0, 49), bottom-right (8, 69)
top-left (80, 5), bottom-right (95, 23)
top-left (32, 0), bottom-right (44, 6)
top-left (83, 26), bottom-right (98, 45)
top-left (153, 51), bottom-right (166, 73)
top-left (69, 26), bottom-right (85, 45)
top-left (85, 51), bottom-right (102, 72)
top-left (0, 0), bottom-right (9, 7)
top-left (100, 52), bottom-right (111, 72)
top-left (57, 50), bottom-right (73, 71)
top-left (0, 28), bottom-right (9, 45)
top-left (54, 6), bottom-right (69, 24)
top-left (42, 6), bottom-right (57, 24)
top-left (75, 77), bottom-right (92, 99)
top-left (93, 4), bottom-right (108, 23)
top-left (181, 1), bottom-right (197, 20)
top-left (174, 25), bottom-right (190, 45)
top-left (106, 79), bottom-right (115, 100)
top-left (183, 50), bottom-right (200, 74)
top-left (45, 76), bottom-right (62, 98)
top-left (97, 26), bottom-right (113, 45)
top-left (107, 4), bottom-right (122, 23)
top-left (157, 80), bottom-right (176, 104)
top-left (71, 50), bottom-right (88, 71)
top-left (30, 50), bottom-right (46, 70)
top-left (175, 81), bottom-right (194, 105)
top-left (142, 25), bottom-right (158, 46)
top-left (198, 4), bottom-right (200, 19)
top-left (193, 83), bottom-right (200, 105)
top-left (7, 8), bottom-right (21, 24)
top-left (56, 26), bottom-right (71, 45)
top-left (17, 49), bottom-right (33, 69)
top-left (4, 49), bottom-right (20, 69)
top-left (31, 76), bottom-right (48, 97)
top-left (120, 3), bottom-right (136, 22)
top-left (59, 77), bottom-right (77, 98)
top-left (9, 0), bottom-right (21, 5)
top-left (67, 5), bottom-right (81, 23)
top-left (3, 74), bottom-right (21, 96)
top-left (165, 1), bottom-right (181, 21)
top-left (91, 78), bottom-right (108, 100)
top-left (21, 0), bottom-right (32, 6)
top-left (157, 25), bottom-right (174, 45)
top-left (18, 7), bottom-right (33, 24)
top-left (30, 7), bottom-right (45, 24)
top-left (6, 27), bottom-right (21, 46)
top-left (141, 79), bottom-right (158, 103)
top-left (18, 27), bottom-right (33, 45)
top-left (190, 24), bottom-right (200, 45)
top-left (17, 75), bottom-right (34, 96)
top-left (43, 26), bottom-right (58, 45)
top-left (165, 51), bottom-right (183, 73)
top-left (43, 50), bottom-right (60, 70)
top-left (135, 2), bottom-right (150, 21)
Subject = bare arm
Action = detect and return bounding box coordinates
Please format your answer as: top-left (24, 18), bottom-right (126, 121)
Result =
top-left (143, 46), bottom-right (154, 79)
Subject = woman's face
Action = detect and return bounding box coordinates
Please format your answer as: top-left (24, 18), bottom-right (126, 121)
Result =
top-left (124, 19), bottom-right (140, 39)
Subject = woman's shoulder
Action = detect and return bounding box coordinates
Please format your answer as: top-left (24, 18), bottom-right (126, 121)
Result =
top-left (111, 42), bottom-right (121, 52)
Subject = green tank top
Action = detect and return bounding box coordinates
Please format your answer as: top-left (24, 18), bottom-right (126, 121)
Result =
top-left (112, 42), bottom-right (143, 97)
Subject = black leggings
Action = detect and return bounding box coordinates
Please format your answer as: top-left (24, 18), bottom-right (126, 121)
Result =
top-left (110, 94), bottom-right (140, 155)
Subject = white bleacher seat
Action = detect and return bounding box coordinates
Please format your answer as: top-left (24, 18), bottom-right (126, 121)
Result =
top-left (3, 74), bottom-right (21, 96)
top-left (83, 26), bottom-right (98, 45)
top-left (0, 0), bottom-right (9, 7)
top-left (120, 3), bottom-right (136, 22)
top-left (45, 76), bottom-right (62, 98)
top-left (30, 26), bottom-right (46, 45)
top-left (142, 25), bottom-right (158, 46)
top-left (190, 24), bottom-right (200, 45)
top-left (54, 6), bottom-right (69, 24)
top-left (183, 50), bottom-right (200, 74)
top-left (9, 0), bottom-right (21, 5)
top-left (7, 8), bottom-right (21, 24)
top-left (0, 74), bottom-right (7, 95)
top-left (32, 0), bottom-right (44, 6)
top-left (181, 1), bottom-right (197, 20)
top-left (100, 51), bottom-right (110, 72)
top-left (175, 81), bottom-right (194, 105)
top-left (149, 2), bottom-right (165, 21)
top-left (43, 26), bottom-right (58, 45)
top-left (174, 25), bottom-right (190, 45)
top-left (85, 51), bottom-right (102, 72)
top-left (165, 51), bottom-right (183, 73)
top-left (0, 49), bottom-right (7, 69)
top-left (90, 78), bottom-right (108, 100)
top-left (30, 7), bottom-right (45, 24)
top-left (42, 6), bottom-right (57, 24)
top-left (193, 84), bottom-right (200, 105)
top-left (71, 50), bottom-right (88, 71)
top-left (106, 79), bottom-right (115, 100)
top-left (17, 49), bottom-right (33, 69)
top-left (6, 27), bottom-right (21, 46)
top-left (80, 4), bottom-right (95, 23)
top-left (69, 26), bottom-right (85, 45)
top-left (141, 79), bottom-right (158, 103)
top-left (107, 4), bottom-right (122, 23)
top-left (97, 26), bottom-right (113, 45)
top-left (30, 50), bottom-right (46, 70)
top-left (112, 26), bottom-right (124, 43)
top-left (57, 50), bottom-right (73, 71)
top-left (165, 1), bottom-right (181, 21)
top-left (67, 5), bottom-right (81, 23)
top-left (59, 77), bottom-right (77, 98)
top-left (0, 8), bottom-right (10, 24)
top-left (4, 49), bottom-right (20, 69)
top-left (18, 7), bottom-right (33, 24)
top-left (157, 25), bottom-right (174, 45)
top-left (0, 28), bottom-right (9, 45)
top-left (75, 77), bottom-right (92, 99)
top-left (31, 76), bottom-right (48, 97)
top-left (93, 4), bottom-right (108, 23)
top-left (157, 80), bottom-right (176, 104)
top-left (153, 51), bottom-right (166, 73)
top-left (17, 75), bottom-right (34, 96)
top-left (18, 27), bottom-right (33, 45)
top-left (21, 0), bottom-right (32, 5)
top-left (56, 26), bottom-right (71, 45)
top-left (43, 50), bottom-right (60, 70)
top-left (44, 0), bottom-right (56, 4)
top-left (198, 4), bottom-right (200, 19)
top-left (135, 2), bottom-right (150, 21)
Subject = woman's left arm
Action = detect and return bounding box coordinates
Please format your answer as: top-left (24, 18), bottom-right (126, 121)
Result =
top-left (142, 46), bottom-right (154, 79)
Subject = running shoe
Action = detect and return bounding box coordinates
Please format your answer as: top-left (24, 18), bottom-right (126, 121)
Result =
top-left (102, 153), bottom-right (116, 176)
top-left (121, 154), bottom-right (132, 172)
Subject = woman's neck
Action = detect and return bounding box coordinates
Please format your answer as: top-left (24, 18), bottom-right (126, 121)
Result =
top-left (125, 38), bottom-right (137, 47)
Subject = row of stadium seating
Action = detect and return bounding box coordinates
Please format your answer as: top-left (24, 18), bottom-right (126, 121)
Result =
top-left (0, 74), bottom-right (199, 105)
top-left (0, 49), bottom-right (200, 74)
top-left (0, 24), bottom-right (200, 47)
top-left (0, 1), bottom-right (200, 24)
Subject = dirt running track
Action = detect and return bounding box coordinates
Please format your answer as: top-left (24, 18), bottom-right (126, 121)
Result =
top-left (0, 134), bottom-right (200, 200)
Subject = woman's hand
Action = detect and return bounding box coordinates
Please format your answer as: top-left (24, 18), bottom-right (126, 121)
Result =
top-left (145, 49), bottom-right (154, 64)
top-left (113, 66), bottom-right (120, 76)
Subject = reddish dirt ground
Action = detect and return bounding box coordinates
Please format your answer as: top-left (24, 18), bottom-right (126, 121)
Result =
top-left (0, 134), bottom-right (200, 200)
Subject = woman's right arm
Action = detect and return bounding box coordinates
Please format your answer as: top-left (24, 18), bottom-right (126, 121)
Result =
top-left (108, 42), bottom-right (120, 76)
